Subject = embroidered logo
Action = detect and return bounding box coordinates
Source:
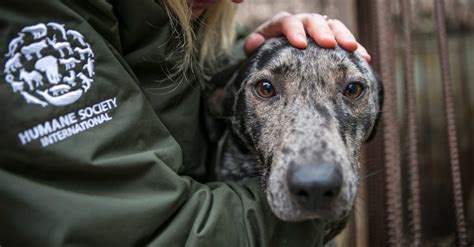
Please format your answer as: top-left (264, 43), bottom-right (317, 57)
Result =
top-left (3, 22), bottom-right (95, 107)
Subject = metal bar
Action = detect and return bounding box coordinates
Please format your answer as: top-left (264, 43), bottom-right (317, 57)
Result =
top-left (374, 0), bottom-right (404, 245)
top-left (356, 0), bottom-right (387, 245)
top-left (400, 0), bottom-right (422, 245)
top-left (433, 0), bottom-right (468, 245)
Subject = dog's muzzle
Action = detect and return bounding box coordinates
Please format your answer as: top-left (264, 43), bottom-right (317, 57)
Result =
top-left (287, 162), bottom-right (343, 214)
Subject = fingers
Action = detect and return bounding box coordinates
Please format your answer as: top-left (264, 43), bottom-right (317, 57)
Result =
top-left (327, 19), bottom-right (358, 52)
top-left (243, 11), bottom-right (310, 55)
top-left (328, 19), bottom-right (371, 62)
top-left (278, 15), bottom-right (307, 48)
top-left (243, 12), bottom-right (372, 62)
top-left (244, 33), bottom-right (266, 56)
top-left (356, 43), bottom-right (371, 62)
top-left (300, 13), bottom-right (336, 48)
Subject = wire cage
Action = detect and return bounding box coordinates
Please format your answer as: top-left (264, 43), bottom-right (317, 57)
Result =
top-left (358, 0), bottom-right (472, 245)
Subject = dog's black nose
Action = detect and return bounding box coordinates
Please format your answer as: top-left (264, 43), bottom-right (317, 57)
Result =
top-left (287, 163), bottom-right (342, 211)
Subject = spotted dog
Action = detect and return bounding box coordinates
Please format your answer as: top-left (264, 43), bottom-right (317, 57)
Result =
top-left (206, 37), bottom-right (383, 242)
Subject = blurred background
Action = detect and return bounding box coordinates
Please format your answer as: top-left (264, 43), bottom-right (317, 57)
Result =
top-left (236, 0), bottom-right (474, 246)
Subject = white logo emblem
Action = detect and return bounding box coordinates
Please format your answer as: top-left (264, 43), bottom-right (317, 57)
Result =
top-left (4, 22), bottom-right (95, 107)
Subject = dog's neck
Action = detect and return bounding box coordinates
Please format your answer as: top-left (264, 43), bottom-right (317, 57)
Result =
top-left (216, 130), bottom-right (260, 181)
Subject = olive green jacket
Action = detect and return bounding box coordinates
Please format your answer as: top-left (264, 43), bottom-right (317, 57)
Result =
top-left (0, 0), bottom-right (324, 246)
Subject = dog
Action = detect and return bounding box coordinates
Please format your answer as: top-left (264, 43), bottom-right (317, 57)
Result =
top-left (206, 37), bottom-right (383, 242)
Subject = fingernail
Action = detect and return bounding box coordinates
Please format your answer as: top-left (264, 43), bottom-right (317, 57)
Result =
top-left (366, 54), bottom-right (371, 62)
top-left (297, 34), bottom-right (306, 43)
top-left (359, 51), bottom-right (371, 62)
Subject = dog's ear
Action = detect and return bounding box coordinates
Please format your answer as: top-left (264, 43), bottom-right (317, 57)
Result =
top-left (204, 62), bottom-right (244, 143)
top-left (364, 72), bottom-right (384, 143)
top-left (206, 62), bottom-right (243, 118)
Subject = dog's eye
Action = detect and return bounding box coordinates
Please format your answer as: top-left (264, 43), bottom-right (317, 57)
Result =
top-left (343, 82), bottom-right (365, 99)
top-left (255, 80), bottom-right (276, 98)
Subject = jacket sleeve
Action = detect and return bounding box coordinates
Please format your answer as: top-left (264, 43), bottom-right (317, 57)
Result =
top-left (0, 1), bottom-right (325, 246)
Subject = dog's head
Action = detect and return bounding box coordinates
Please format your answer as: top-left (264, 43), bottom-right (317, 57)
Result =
top-left (208, 37), bottom-right (383, 222)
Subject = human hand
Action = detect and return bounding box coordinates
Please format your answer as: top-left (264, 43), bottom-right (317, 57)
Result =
top-left (243, 12), bottom-right (371, 62)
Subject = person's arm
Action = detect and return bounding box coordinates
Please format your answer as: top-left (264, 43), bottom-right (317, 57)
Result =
top-left (0, 1), bottom-right (324, 246)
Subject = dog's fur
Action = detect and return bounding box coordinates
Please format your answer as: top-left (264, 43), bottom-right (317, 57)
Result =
top-left (206, 37), bottom-right (383, 242)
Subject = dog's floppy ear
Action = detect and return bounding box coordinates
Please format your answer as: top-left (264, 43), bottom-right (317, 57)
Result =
top-left (206, 62), bottom-right (243, 118)
top-left (364, 72), bottom-right (384, 143)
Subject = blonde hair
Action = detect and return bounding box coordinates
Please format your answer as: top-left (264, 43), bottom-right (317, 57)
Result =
top-left (161, 0), bottom-right (237, 82)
